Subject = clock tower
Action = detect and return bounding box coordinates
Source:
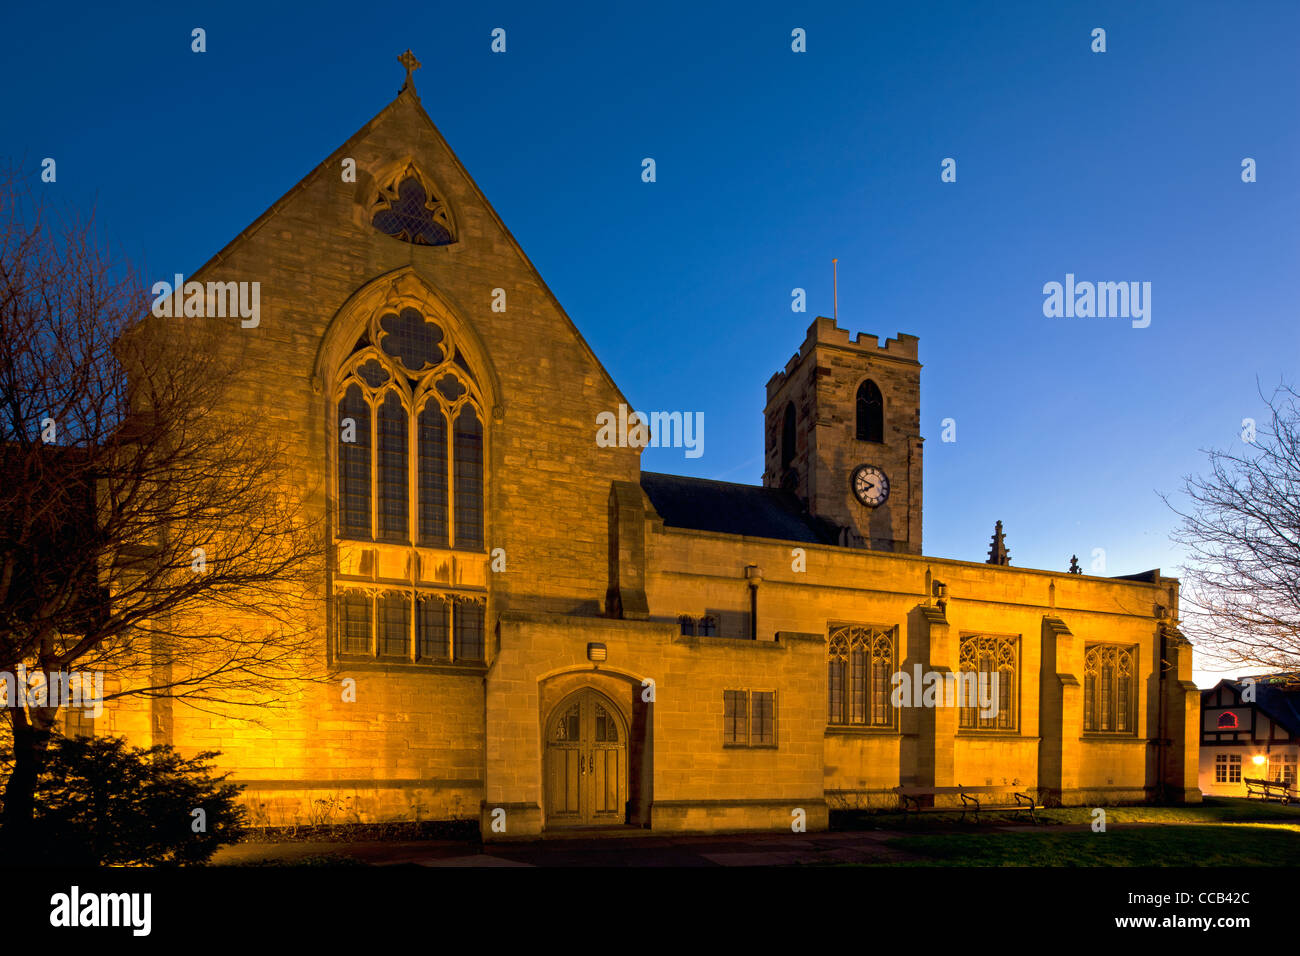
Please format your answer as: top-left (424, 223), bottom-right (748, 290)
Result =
top-left (762, 317), bottom-right (923, 553)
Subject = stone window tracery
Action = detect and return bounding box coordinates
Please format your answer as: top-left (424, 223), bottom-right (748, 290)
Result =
top-left (1083, 644), bottom-right (1136, 733)
top-left (370, 166), bottom-right (454, 246)
top-left (332, 300), bottom-right (487, 665)
top-left (335, 305), bottom-right (484, 549)
top-left (959, 633), bottom-right (1018, 731)
top-left (828, 625), bottom-right (895, 728)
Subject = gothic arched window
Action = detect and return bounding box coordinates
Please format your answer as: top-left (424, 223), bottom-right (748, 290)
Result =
top-left (780, 402), bottom-right (796, 471)
top-left (827, 625), bottom-right (894, 728)
top-left (959, 633), bottom-right (1018, 730)
top-left (335, 305), bottom-right (484, 551)
top-left (338, 384), bottom-right (372, 537)
top-left (1083, 644), bottom-right (1136, 733)
top-left (856, 380), bottom-right (883, 443)
top-left (332, 303), bottom-right (488, 666)
top-left (453, 406), bottom-right (484, 551)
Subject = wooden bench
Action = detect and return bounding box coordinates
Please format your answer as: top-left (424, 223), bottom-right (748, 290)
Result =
top-left (894, 785), bottom-right (1040, 823)
top-left (1244, 777), bottom-right (1294, 803)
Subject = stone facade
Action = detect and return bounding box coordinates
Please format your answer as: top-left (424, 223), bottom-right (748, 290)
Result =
top-left (95, 73), bottom-right (1201, 839)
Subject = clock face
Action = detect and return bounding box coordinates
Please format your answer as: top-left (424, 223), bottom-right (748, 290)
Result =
top-left (852, 464), bottom-right (890, 507)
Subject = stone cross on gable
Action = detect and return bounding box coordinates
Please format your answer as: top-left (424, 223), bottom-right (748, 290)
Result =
top-left (398, 49), bottom-right (422, 92)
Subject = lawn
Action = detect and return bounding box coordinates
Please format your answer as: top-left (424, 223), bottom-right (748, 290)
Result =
top-left (833, 798), bottom-right (1300, 866)
top-left (832, 796), bottom-right (1300, 830)
top-left (876, 823), bottom-right (1300, 866)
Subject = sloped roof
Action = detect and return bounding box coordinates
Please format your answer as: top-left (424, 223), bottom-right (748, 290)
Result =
top-left (640, 472), bottom-right (839, 545)
top-left (1205, 676), bottom-right (1300, 736)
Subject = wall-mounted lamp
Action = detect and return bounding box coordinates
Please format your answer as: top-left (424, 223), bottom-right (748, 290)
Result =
top-left (587, 643), bottom-right (607, 663)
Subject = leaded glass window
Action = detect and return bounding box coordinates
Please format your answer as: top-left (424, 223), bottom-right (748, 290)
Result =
top-left (554, 704), bottom-right (579, 742)
top-left (828, 625), bottom-right (895, 727)
top-left (1083, 644), bottom-right (1136, 733)
top-left (336, 591), bottom-right (372, 656)
top-left (454, 600), bottom-right (485, 662)
top-left (377, 391), bottom-right (408, 541)
top-left (338, 385), bottom-right (371, 538)
top-left (417, 403), bottom-right (449, 547)
top-left (417, 595), bottom-right (450, 661)
top-left (378, 592), bottom-right (410, 658)
top-left (595, 704), bottom-right (619, 743)
top-left (723, 691), bottom-right (747, 745)
top-left (724, 690), bottom-right (777, 747)
top-left (371, 174), bottom-right (454, 246)
top-left (453, 406), bottom-right (484, 551)
top-left (751, 691), bottom-right (775, 745)
top-left (332, 300), bottom-right (489, 666)
top-left (334, 306), bottom-right (486, 551)
top-left (959, 634), bottom-right (1018, 730)
top-left (337, 590), bottom-right (484, 663)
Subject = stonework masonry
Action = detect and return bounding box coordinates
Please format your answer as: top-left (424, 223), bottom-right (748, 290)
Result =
top-left (95, 76), bottom-right (1200, 839)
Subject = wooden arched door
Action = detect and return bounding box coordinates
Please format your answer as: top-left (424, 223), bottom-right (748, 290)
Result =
top-left (545, 689), bottom-right (628, 826)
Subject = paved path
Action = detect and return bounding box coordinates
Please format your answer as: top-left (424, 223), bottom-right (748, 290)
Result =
top-left (213, 828), bottom-right (934, 867)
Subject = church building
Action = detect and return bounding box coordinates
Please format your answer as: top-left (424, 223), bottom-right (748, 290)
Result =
top-left (99, 55), bottom-right (1202, 837)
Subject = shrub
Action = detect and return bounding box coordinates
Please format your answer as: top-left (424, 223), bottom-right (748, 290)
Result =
top-left (0, 734), bottom-right (245, 865)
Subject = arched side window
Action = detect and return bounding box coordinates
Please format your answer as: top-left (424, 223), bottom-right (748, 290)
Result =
top-left (1217, 711), bottom-right (1239, 730)
top-left (454, 406), bottom-right (484, 551)
top-left (338, 384), bottom-right (372, 537)
top-left (1083, 644), bottom-right (1136, 733)
top-left (376, 391), bottom-right (408, 541)
top-left (959, 633), bottom-right (1018, 731)
top-left (780, 402), bottom-right (797, 471)
top-left (331, 300), bottom-right (488, 667)
top-left (855, 379), bottom-right (884, 443)
top-left (827, 625), bottom-right (895, 728)
top-left (417, 404), bottom-right (449, 547)
top-left (333, 304), bottom-right (485, 552)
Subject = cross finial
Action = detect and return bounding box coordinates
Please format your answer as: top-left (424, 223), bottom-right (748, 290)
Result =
top-left (398, 49), bottom-right (422, 92)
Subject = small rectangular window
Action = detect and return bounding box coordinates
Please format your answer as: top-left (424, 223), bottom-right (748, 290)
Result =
top-left (724, 690), bottom-right (777, 746)
top-left (724, 691), bottom-right (748, 745)
top-left (751, 692), bottom-right (775, 746)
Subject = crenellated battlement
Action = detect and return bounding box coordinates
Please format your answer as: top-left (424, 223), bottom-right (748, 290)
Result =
top-left (766, 317), bottom-right (919, 401)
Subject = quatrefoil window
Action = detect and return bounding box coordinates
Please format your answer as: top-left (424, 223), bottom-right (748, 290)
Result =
top-left (371, 174), bottom-right (453, 246)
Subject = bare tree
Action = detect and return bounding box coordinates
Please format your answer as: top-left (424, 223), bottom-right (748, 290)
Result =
top-left (1168, 383), bottom-right (1300, 673)
top-left (0, 170), bottom-right (325, 846)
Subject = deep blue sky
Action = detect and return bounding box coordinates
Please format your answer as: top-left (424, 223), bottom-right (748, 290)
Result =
top-left (3, 2), bottom-right (1296, 683)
